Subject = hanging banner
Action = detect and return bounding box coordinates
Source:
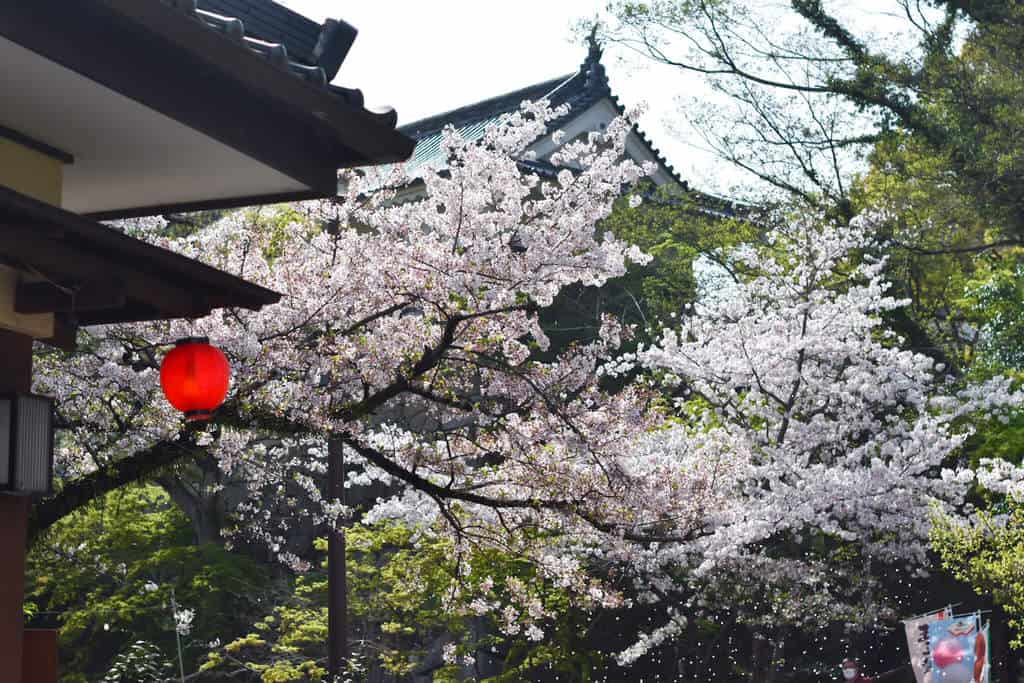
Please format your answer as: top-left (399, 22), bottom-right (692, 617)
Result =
top-left (904, 609), bottom-right (945, 683)
top-left (926, 613), bottom-right (988, 683)
top-left (978, 622), bottom-right (990, 683)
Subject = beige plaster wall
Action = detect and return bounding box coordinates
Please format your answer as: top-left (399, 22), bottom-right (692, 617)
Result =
top-left (0, 137), bottom-right (63, 207)
top-left (0, 135), bottom-right (61, 337)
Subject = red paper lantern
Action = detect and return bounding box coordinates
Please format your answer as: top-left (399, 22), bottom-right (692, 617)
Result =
top-left (160, 338), bottom-right (230, 421)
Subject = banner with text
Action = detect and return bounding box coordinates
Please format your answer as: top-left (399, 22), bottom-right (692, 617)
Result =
top-left (925, 613), bottom-right (988, 683)
top-left (904, 609), bottom-right (945, 683)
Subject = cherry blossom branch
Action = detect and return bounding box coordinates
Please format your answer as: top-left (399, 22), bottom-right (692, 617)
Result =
top-left (339, 433), bottom-right (694, 544)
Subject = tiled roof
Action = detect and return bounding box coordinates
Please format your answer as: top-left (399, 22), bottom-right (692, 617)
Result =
top-left (165, 0), bottom-right (395, 127)
top-left (401, 115), bottom-right (501, 177)
top-left (398, 74), bottom-right (575, 141)
top-left (197, 0), bottom-right (321, 66)
top-left (397, 37), bottom-right (686, 187)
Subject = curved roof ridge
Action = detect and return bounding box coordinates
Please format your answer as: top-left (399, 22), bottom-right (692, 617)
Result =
top-left (399, 34), bottom-right (616, 141)
top-left (395, 37), bottom-right (689, 189)
top-left (398, 72), bottom-right (576, 138)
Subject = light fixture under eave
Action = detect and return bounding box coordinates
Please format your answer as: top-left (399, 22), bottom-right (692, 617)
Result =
top-left (0, 393), bottom-right (55, 495)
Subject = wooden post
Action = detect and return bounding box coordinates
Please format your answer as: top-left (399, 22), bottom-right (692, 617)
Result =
top-left (327, 437), bottom-right (347, 679)
top-left (22, 630), bottom-right (58, 683)
top-left (0, 495), bottom-right (30, 682)
top-left (0, 329), bottom-right (34, 683)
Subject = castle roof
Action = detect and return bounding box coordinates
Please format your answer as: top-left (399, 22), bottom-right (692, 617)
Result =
top-left (396, 35), bottom-right (686, 186)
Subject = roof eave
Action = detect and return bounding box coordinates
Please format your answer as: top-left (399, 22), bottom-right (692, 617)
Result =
top-left (99, 0), bottom-right (416, 165)
top-left (84, 190), bottom-right (329, 222)
top-left (0, 0), bottom-right (414, 217)
top-left (0, 185), bottom-right (280, 340)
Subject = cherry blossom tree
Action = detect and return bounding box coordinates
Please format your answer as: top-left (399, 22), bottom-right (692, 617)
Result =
top-left (31, 101), bottom-right (672, 581)
top-left (28, 96), bottom-right (1024, 673)
top-left (607, 213), bottom-right (1024, 667)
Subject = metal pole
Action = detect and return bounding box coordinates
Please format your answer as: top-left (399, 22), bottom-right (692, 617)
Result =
top-left (170, 587), bottom-right (186, 683)
top-left (327, 437), bottom-right (347, 679)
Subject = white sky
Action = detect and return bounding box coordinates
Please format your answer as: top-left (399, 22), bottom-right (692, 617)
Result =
top-left (279, 1), bottom-right (916, 193)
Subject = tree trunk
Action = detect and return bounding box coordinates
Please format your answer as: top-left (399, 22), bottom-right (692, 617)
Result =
top-left (158, 472), bottom-right (224, 545)
top-left (751, 630), bottom-right (771, 683)
top-left (766, 627), bottom-right (786, 683)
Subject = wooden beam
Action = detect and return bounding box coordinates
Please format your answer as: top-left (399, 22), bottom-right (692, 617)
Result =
top-left (0, 125), bottom-right (73, 165)
top-left (0, 266), bottom-right (54, 339)
top-left (73, 305), bottom-right (209, 327)
top-left (327, 437), bottom-right (348, 677)
top-left (15, 280), bottom-right (126, 314)
top-left (40, 315), bottom-right (79, 352)
top-left (84, 189), bottom-right (324, 223)
top-left (0, 229), bottom-right (208, 319)
top-left (0, 185), bottom-right (278, 312)
top-left (0, 186), bottom-right (277, 328)
top-left (0, 496), bottom-right (29, 683)
top-left (22, 630), bottom-right (59, 683)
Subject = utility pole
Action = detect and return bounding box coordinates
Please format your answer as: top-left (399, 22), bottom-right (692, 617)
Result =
top-left (327, 437), bottom-right (347, 679)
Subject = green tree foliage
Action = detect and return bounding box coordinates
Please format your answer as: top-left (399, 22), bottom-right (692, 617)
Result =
top-left (542, 183), bottom-right (758, 355)
top-left (849, 0), bottom-right (1024, 370)
top-left (100, 640), bottom-right (176, 683)
top-left (959, 254), bottom-right (1024, 374)
top-left (933, 502), bottom-right (1024, 648)
top-left (202, 523), bottom-right (601, 682)
top-left (843, 4), bottom-right (1024, 662)
top-left (26, 485), bottom-right (274, 682)
top-left (606, 2), bottom-right (1024, 353)
top-left (608, 2), bottom-right (1024, 229)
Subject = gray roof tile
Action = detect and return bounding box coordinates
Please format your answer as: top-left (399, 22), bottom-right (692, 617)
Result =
top-left (197, 0), bottom-right (319, 63)
top-left (164, 0), bottom-right (394, 126)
